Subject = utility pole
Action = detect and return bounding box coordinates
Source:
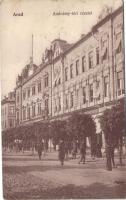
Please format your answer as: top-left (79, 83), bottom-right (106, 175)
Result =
top-left (30, 34), bottom-right (34, 65)
top-left (32, 34), bottom-right (33, 62)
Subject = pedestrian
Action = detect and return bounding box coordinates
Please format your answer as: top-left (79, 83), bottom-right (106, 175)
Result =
top-left (72, 140), bottom-right (77, 159)
top-left (64, 141), bottom-right (69, 159)
top-left (105, 142), bottom-right (116, 171)
top-left (37, 141), bottom-right (44, 160)
top-left (91, 135), bottom-right (97, 160)
top-left (96, 133), bottom-right (102, 158)
top-left (43, 140), bottom-right (48, 156)
top-left (110, 144), bottom-right (116, 168)
top-left (79, 139), bottom-right (86, 164)
top-left (58, 140), bottom-right (65, 166)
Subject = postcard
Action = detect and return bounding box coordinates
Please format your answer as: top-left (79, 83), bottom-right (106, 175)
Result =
top-left (1, 0), bottom-right (125, 199)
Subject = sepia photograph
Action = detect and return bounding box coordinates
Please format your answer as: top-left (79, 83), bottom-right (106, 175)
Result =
top-left (0, 0), bottom-right (125, 199)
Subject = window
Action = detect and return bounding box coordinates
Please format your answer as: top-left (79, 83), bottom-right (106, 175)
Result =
top-left (82, 56), bottom-right (86, 72)
top-left (54, 80), bottom-right (57, 87)
top-left (96, 80), bottom-right (100, 100)
top-left (58, 96), bottom-right (61, 111)
top-left (9, 119), bottom-right (13, 127)
top-left (23, 107), bottom-right (26, 120)
top-left (44, 73), bottom-right (49, 88)
top-left (23, 91), bottom-right (26, 100)
top-left (2, 121), bottom-right (4, 129)
top-left (104, 76), bottom-right (109, 98)
top-left (82, 87), bottom-right (86, 104)
top-left (102, 39), bottom-right (108, 62)
top-left (88, 51), bottom-right (93, 69)
top-left (54, 99), bottom-right (57, 113)
top-left (58, 78), bottom-right (61, 85)
top-left (116, 32), bottom-right (121, 40)
top-left (70, 92), bottom-right (74, 108)
top-left (17, 94), bottom-right (19, 103)
top-left (76, 60), bottom-right (79, 76)
top-left (45, 99), bottom-right (49, 115)
top-left (16, 111), bottom-right (19, 125)
top-left (116, 32), bottom-right (122, 54)
top-left (102, 39), bottom-right (107, 48)
top-left (27, 107), bottom-right (30, 119)
top-left (32, 86), bottom-right (36, 95)
top-left (38, 103), bottom-right (41, 115)
top-left (96, 80), bottom-right (100, 89)
top-left (27, 88), bottom-right (30, 98)
top-left (38, 82), bottom-right (41, 93)
top-left (65, 67), bottom-right (68, 81)
top-left (65, 94), bottom-right (68, 110)
top-left (89, 84), bottom-right (93, 102)
top-left (2, 108), bottom-right (4, 116)
top-left (32, 104), bottom-right (36, 117)
top-left (70, 64), bottom-right (73, 79)
top-left (117, 71), bottom-right (124, 95)
top-left (9, 106), bottom-right (14, 115)
top-left (76, 89), bottom-right (79, 105)
top-left (96, 47), bottom-right (99, 65)
top-left (1, 109), bottom-right (3, 116)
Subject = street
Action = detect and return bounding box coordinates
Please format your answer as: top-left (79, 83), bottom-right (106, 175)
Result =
top-left (3, 150), bottom-right (126, 199)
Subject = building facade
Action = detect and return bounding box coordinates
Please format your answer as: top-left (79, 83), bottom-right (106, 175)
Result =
top-left (14, 5), bottom-right (124, 132)
top-left (1, 91), bottom-right (16, 130)
top-left (52, 6), bottom-right (124, 128)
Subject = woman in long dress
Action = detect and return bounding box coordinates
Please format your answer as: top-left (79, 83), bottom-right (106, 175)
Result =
top-left (58, 140), bottom-right (65, 166)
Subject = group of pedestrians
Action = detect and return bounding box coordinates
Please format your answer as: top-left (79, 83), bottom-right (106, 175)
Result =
top-left (58, 139), bottom-right (86, 166)
top-left (36, 138), bottom-right (117, 171)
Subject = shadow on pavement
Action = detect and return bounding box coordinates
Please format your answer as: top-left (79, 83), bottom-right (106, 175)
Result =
top-left (4, 182), bottom-right (126, 199)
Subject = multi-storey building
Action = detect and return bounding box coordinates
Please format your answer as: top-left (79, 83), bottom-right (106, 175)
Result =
top-left (15, 57), bottom-right (50, 125)
top-left (52, 5), bottom-right (124, 127)
top-left (15, 39), bottom-right (71, 126)
top-left (1, 91), bottom-right (16, 130)
top-left (14, 5), bottom-right (124, 134)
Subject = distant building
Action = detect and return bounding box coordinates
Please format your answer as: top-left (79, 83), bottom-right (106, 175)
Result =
top-left (1, 91), bottom-right (16, 130)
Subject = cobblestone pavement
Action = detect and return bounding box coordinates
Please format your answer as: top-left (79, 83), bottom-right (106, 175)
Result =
top-left (2, 150), bottom-right (126, 199)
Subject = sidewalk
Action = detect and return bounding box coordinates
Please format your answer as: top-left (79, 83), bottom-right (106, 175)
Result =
top-left (3, 150), bottom-right (126, 199)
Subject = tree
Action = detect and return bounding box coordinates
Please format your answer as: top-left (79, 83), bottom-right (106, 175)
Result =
top-left (100, 101), bottom-right (125, 167)
top-left (34, 121), bottom-right (50, 141)
top-left (50, 120), bottom-right (67, 144)
top-left (67, 112), bottom-right (96, 141)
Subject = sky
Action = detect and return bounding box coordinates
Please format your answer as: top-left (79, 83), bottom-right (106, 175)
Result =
top-left (0, 0), bottom-right (122, 98)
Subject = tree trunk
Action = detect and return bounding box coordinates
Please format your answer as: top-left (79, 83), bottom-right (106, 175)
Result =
top-left (106, 146), bottom-right (112, 171)
top-left (119, 136), bottom-right (123, 166)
